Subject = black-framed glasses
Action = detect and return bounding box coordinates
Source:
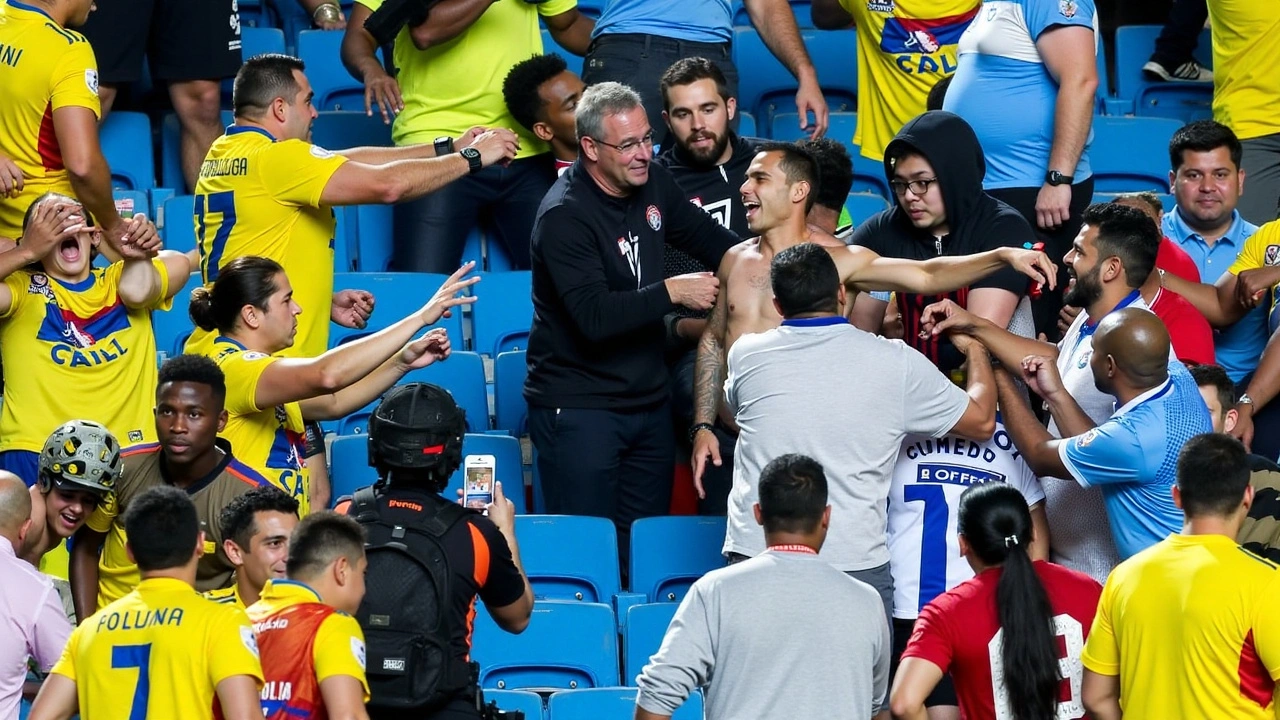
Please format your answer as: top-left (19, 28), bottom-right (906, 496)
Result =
top-left (592, 131), bottom-right (656, 156)
top-left (890, 177), bottom-right (939, 197)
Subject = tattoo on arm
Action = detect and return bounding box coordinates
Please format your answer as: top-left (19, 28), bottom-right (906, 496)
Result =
top-left (694, 292), bottom-right (729, 426)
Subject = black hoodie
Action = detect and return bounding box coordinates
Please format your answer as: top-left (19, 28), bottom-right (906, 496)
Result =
top-left (851, 111), bottom-right (1035, 373)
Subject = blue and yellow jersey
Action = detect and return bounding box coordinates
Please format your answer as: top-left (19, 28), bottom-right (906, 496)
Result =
top-left (190, 126), bottom-right (346, 359)
top-left (51, 577), bottom-right (264, 720)
top-left (187, 332), bottom-right (310, 515)
top-left (0, 261), bottom-right (170, 453)
top-left (203, 583), bottom-right (248, 610)
top-left (0, 0), bottom-right (101, 238)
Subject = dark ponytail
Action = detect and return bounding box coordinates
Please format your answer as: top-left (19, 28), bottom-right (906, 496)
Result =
top-left (188, 256), bottom-right (284, 333)
top-left (958, 483), bottom-right (1058, 720)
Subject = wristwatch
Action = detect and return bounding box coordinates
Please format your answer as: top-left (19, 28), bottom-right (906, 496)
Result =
top-left (433, 136), bottom-right (455, 157)
top-left (460, 146), bottom-right (483, 174)
top-left (1045, 170), bottom-right (1074, 186)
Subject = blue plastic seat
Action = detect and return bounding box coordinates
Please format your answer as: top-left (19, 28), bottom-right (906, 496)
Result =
top-left (516, 515), bottom-right (620, 602)
top-left (769, 110), bottom-right (856, 146)
top-left (298, 30), bottom-right (368, 111)
top-left (101, 112), bottom-right (155, 191)
top-left (473, 601), bottom-right (620, 690)
top-left (1089, 116), bottom-right (1183, 193)
top-left (311, 111), bottom-right (393, 151)
top-left (623, 603), bottom-right (678, 686)
top-left (401, 352), bottom-right (490, 430)
top-left (493, 350), bottom-right (529, 435)
top-left (152, 272), bottom-right (203, 359)
top-left (352, 204), bottom-right (394, 272)
top-left (223, 27), bottom-right (288, 103)
top-left (1115, 25), bottom-right (1213, 123)
top-left (484, 690), bottom-right (545, 720)
top-left (737, 111), bottom-right (757, 138)
top-left (547, 687), bottom-right (703, 720)
top-left (845, 191), bottom-right (890, 228)
top-left (327, 434), bottom-right (378, 504)
top-left (329, 272), bottom-right (467, 352)
top-left (629, 516), bottom-right (726, 603)
top-left (732, 27), bottom-right (857, 128)
top-left (444, 433), bottom-right (526, 514)
top-left (472, 271), bottom-right (532, 357)
top-left (162, 195), bottom-right (197, 254)
top-left (541, 29), bottom-right (584, 78)
top-left (461, 228), bottom-right (513, 273)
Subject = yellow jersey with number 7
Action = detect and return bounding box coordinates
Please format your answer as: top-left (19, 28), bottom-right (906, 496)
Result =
top-left (190, 126), bottom-right (347, 359)
top-left (50, 576), bottom-right (264, 720)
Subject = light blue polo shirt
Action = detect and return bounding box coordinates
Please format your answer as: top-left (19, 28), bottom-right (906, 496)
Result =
top-left (1163, 208), bottom-right (1263, 382)
top-left (592, 0), bottom-right (732, 43)
top-left (1058, 364), bottom-right (1212, 559)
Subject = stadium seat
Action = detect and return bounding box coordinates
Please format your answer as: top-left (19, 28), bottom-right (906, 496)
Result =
top-left (541, 29), bottom-right (584, 78)
top-left (737, 111), bottom-right (757, 139)
top-left (223, 27), bottom-right (288, 103)
top-left (331, 206), bottom-right (357, 273)
top-left (484, 690), bottom-right (545, 720)
top-left (845, 192), bottom-right (890, 227)
top-left (623, 603), bottom-right (678, 685)
top-left (629, 516), bottom-right (726, 603)
top-left (152, 272), bottom-right (203, 359)
top-left (769, 111), bottom-right (856, 145)
top-left (298, 30), bottom-right (368, 111)
top-left (733, 0), bottom-right (812, 28)
top-left (101, 112), bottom-right (155, 190)
top-left (1089, 116), bottom-right (1183, 193)
top-left (400, 351), bottom-right (490, 429)
top-left (328, 434), bottom-right (377, 504)
top-left (461, 228), bottom-right (514, 273)
top-left (1115, 25), bottom-right (1213, 122)
top-left (547, 687), bottom-right (703, 720)
top-left (350, 204), bottom-right (394, 272)
top-left (472, 271), bottom-right (533, 357)
top-left (493, 350), bottom-right (529, 435)
top-left (162, 195), bottom-right (197, 254)
top-left (732, 27), bottom-right (857, 128)
top-left (444, 433), bottom-right (526, 514)
top-left (472, 601), bottom-right (620, 690)
top-left (516, 515), bottom-right (621, 602)
top-left (329, 272), bottom-right (466, 352)
top-left (237, 0), bottom-right (278, 29)
top-left (311, 111), bottom-right (394, 151)
top-left (1093, 191), bottom-right (1175, 213)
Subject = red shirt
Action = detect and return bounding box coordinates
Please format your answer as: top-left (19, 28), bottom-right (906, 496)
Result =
top-left (901, 560), bottom-right (1102, 720)
top-left (1149, 287), bottom-right (1216, 366)
top-left (1157, 237), bottom-right (1201, 283)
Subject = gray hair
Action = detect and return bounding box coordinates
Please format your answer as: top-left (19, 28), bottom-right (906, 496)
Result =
top-left (575, 82), bottom-right (644, 142)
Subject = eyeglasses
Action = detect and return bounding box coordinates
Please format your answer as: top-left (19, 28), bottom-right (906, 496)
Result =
top-left (592, 131), bottom-right (656, 156)
top-left (890, 177), bottom-right (939, 197)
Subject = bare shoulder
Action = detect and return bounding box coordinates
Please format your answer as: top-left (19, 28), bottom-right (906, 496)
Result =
top-left (720, 238), bottom-right (760, 274)
top-left (809, 229), bottom-right (847, 249)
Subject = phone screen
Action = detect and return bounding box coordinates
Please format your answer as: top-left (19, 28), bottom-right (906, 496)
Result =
top-left (463, 463), bottom-right (494, 509)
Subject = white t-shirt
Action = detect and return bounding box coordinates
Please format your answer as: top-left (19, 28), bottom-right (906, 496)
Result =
top-left (723, 318), bottom-right (971, 571)
top-left (887, 420), bottom-right (1046, 620)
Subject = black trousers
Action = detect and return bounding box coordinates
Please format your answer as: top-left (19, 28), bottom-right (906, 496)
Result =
top-left (583, 33), bottom-right (740, 147)
top-left (391, 154), bottom-right (554, 273)
top-left (529, 403), bottom-right (675, 568)
top-left (669, 347), bottom-right (734, 515)
top-left (988, 177), bottom-right (1095, 343)
top-left (1150, 0), bottom-right (1208, 69)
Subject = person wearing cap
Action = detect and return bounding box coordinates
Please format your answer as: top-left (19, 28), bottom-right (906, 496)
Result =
top-left (337, 383), bottom-right (533, 719)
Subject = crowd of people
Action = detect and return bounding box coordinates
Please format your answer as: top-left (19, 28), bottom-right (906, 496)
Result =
top-left (2, 0), bottom-right (1280, 718)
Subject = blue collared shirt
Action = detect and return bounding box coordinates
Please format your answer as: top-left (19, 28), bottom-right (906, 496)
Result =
top-left (1163, 208), bottom-right (1264, 381)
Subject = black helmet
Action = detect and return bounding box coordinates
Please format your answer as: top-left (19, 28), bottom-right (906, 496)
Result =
top-left (368, 383), bottom-right (465, 488)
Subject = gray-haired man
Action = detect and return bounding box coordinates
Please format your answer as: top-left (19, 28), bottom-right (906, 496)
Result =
top-left (525, 82), bottom-right (739, 562)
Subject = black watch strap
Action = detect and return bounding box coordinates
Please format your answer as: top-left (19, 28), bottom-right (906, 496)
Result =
top-left (434, 136), bottom-right (454, 157)
top-left (1045, 170), bottom-right (1074, 186)
top-left (461, 147), bottom-right (483, 174)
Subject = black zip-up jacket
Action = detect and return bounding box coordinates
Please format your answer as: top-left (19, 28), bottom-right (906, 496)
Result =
top-left (656, 132), bottom-right (761, 244)
top-left (525, 161), bottom-right (739, 410)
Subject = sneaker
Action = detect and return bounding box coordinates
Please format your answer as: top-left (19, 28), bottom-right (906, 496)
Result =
top-left (1143, 59), bottom-right (1213, 82)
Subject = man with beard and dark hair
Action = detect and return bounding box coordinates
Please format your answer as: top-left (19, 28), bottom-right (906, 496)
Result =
top-left (920, 202), bottom-right (1176, 584)
top-left (849, 111), bottom-right (1038, 375)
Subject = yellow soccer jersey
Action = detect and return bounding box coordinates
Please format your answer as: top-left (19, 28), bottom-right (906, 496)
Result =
top-left (187, 332), bottom-right (311, 515)
top-left (0, 260), bottom-right (170, 453)
top-left (0, 0), bottom-right (101, 238)
top-left (1207, 1), bottom-right (1280, 141)
top-left (354, 0), bottom-right (572, 154)
top-left (203, 583), bottom-right (248, 610)
top-left (191, 125), bottom-right (346, 358)
top-left (248, 579), bottom-right (370, 717)
top-left (51, 577), bottom-right (264, 720)
top-left (1228, 219), bottom-right (1280, 315)
top-left (837, 0), bottom-right (979, 160)
top-left (1081, 534), bottom-right (1280, 719)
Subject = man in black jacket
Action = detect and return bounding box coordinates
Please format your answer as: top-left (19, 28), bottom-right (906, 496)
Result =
top-left (526, 81), bottom-right (738, 560)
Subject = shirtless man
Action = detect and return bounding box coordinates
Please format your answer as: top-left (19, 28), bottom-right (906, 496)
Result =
top-left (20, 422), bottom-right (120, 567)
top-left (691, 144), bottom-right (1057, 490)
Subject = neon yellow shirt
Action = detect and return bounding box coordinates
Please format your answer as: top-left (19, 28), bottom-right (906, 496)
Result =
top-left (1207, 1), bottom-right (1280, 141)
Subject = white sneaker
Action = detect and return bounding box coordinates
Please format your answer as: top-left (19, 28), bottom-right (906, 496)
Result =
top-left (1143, 59), bottom-right (1214, 82)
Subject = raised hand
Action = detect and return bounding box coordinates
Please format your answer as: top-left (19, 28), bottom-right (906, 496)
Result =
top-left (1002, 247), bottom-right (1058, 290)
top-left (332, 289), bottom-right (375, 329)
top-left (420, 261), bottom-right (480, 326)
top-left (1019, 354), bottom-right (1065, 401)
top-left (399, 327), bottom-right (451, 370)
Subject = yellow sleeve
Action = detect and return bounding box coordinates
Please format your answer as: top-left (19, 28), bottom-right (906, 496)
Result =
top-left (85, 494), bottom-right (116, 533)
top-left (103, 259), bottom-right (174, 311)
top-left (207, 606), bottom-right (265, 687)
top-left (49, 623), bottom-right (83, 681)
top-left (313, 613), bottom-right (371, 700)
top-left (353, 0), bottom-right (382, 11)
top-left (259, 141), bottom-right (348, 208)
top-left (1079, 580), bottom-right (1120, 676)
top-left (837, 0), bottom-right (856, 13)
top-left (217, 350), bottom-right (276, 415)
top-left (1253, 572), bottom-right (1280, 681)
top-left (49, 37), bottom-right (101, 116)
top-left (1227, 224), bottom-right (1280, 276)
top-left (0, 272), bottom-right (27, 320)
top-left (539, 0), bottom-right (578, 16)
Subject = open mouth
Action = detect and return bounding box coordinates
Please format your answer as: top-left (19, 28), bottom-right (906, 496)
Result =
top-left (743, 200), bottom-right (761, 219)
top-left (58, 238), bottom-right (81, 264)
top-left (59, 509), bottom-right (80, 529)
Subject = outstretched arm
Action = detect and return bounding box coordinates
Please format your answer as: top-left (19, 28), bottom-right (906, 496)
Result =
top-left (994, 366), bottom-right (1069, 478)
top-left (832, 245), bottom-right (1056, 296)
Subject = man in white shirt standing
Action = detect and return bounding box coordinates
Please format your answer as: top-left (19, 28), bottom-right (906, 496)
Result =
top-left (722, 242), bottom-right (998, 629)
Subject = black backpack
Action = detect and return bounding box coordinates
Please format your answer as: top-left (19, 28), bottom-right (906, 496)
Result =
top-left (349, 486), bottom-right (474, 710)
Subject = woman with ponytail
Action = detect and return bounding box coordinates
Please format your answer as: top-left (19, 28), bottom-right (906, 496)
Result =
top-left (889, 482), bottom-right (1103, 720)
top-left (184, 256), bottom-right (477, 515)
